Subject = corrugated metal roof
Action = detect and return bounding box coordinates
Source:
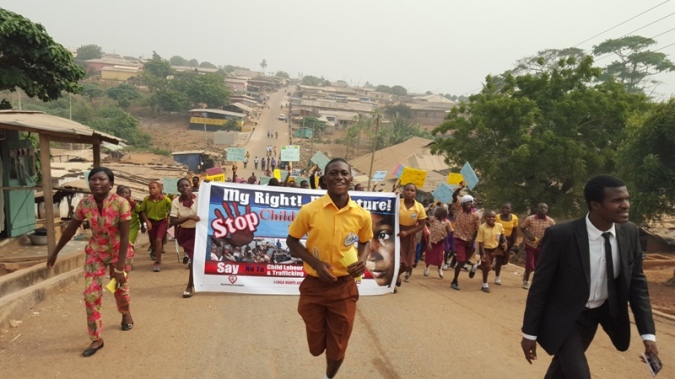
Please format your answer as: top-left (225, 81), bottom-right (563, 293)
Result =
top-left (0, 110), bottom-right (125, 144)
top-left (188, 109), bottom-right (246, 118)
top-left (231, 102), bottom-right (254, 113)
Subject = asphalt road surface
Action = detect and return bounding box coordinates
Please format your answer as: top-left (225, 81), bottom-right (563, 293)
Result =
top-left (1, 246), bottom-right (673, 378)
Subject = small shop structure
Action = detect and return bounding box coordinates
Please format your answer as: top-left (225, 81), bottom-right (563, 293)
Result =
top-left (188, 109), bottom-right (245, 132)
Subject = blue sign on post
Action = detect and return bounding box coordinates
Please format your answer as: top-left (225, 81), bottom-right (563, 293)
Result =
top-left (460, 162), bottom-right (479, 190)
top-left (226, 148), bottom-right (246, 162)
top-left (432, 183), bottom-right (455, 204)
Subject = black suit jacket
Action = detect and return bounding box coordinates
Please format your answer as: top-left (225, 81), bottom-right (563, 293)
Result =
top-left (521, 217), bottom-right (655, 355)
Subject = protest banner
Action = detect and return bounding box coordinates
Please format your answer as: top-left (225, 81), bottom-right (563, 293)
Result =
top-left (460, 162), bottom-right (479, 190)
top-left (399, 167), bottom-right (427, 188)
top-left (193, 183), bottom-right (399, 296)
top-left (259, 176), bottom-right (272, 185)
top-left (280, 145), bottom-right (300, 161)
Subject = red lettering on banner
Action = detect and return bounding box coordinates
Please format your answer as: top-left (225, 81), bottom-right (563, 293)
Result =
top-left (211, 202), bottom-right (260, 239)
top-left (204, 261), bottom-right (307, 277)
top-left (259, 209), bottom-right (297, 222)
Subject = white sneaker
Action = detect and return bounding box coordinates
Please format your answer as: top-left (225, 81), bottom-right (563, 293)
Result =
top-left (442, 265), bottom-right (449, 271)
top-left (522, 281), bottom-right (530, 290)
top-left (495, 277), bottom-right (502, 285)
top-left (438, 268), bottom-right (444, 279)
top-left (423, 267), bottom-right (430, 277)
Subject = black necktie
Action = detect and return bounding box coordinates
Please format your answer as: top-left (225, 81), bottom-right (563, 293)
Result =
top-left (602, 232), bottom-right (618, 318)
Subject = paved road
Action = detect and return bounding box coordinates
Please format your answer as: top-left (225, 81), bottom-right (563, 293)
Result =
top-left (1, 244), bottom-right (673, 378)
top-left (236, 88), bottom-right (289, 182)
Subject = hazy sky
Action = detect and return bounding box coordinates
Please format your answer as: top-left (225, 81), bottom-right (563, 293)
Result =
top-left (5, 0), bottom-right (675, 98)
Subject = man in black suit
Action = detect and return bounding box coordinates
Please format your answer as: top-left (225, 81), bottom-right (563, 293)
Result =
top-left (520, 175), bottom-right (659, 378)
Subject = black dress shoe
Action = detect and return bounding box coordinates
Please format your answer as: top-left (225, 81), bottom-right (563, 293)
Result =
top-left (82, 342), bottom-right (104, 357)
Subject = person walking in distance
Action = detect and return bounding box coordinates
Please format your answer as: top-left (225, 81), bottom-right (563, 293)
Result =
top-left (254, 156), bottom-right (259, 170)
top-left (521, 175), bottom-right (658, 378)
top-left (139, 181), bottom-right (172, 272)
top-left (476, 210), bottom-right (507, 293)
top-left (47, 167), bottom-right (134, 357)
top-left (261, 157), bottom-right (266, 171)
top-left (449, 193), bottom-right (480, 291)
top-left (270, 157), bottom-right (277, 171)
top-left (494, 202), bottom-right (518, 285)
top-left (286, 158), bottom-right (373, 379)
top-left (520, 203), bottom-right (555, 289)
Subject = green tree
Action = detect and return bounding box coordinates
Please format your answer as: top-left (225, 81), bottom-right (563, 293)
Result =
top-left (89, 107), bottom-right (151, 147)
top-left (106, 83), bottom-right (140, 108)
top-left (185, 73), bottom-right (230, 108)
top-left (510, 48), bottom-right (586, 75)
top-left (618, 99), bottom-right (675, 224)
top-left (593, 36), bottom-right (675, 93)
top-left (384, 103), bottom-right (413, 120)
top-left (375, 84), bottom-right (391, 93)
top-left (391, 85), bottom-right (407, 96)
top-left (275, 71), bottom-right (290, 79)
top-left (75, 44), bottom-right (103, 61)
top-left (81, 83), bottom-right (104, 102)
top-left (432, 55), bottom-right (649, 218)
top-left (188, 58), bottom-right (199, 67)
top-left (0, 8), bottom-right (85, 103)
top-left (170, 55), bottom-right (188, 66)
top-left (199, 61), bottom-right (217, 69)
top-left (259, 59), bottom-right (267, 73)
top-left (143, 51), bottom-right (173, 88)
top-left (301, 75), bottom-right (323, 86)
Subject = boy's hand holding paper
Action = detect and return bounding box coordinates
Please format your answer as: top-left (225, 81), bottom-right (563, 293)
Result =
top-left (340, 249), bottom-right (363, 282)
top-left (106, 273), bottom-right (127, 293)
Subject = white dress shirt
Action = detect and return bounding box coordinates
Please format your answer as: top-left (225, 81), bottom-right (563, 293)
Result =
top-left (585, 215), bottom-right (619, 309)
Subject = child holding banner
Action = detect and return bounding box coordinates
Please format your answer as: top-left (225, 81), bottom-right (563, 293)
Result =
top-left (397, 183), bottom-right (427, 288)
top-left (286, 158), bottom-right (373, 379)
top-left (170, 178), bottom-right (200, 298)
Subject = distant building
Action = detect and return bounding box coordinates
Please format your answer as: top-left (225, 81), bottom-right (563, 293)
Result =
top-left (85, 58), bottom-right (139, 73)
top-left (100, 66), bottom-right (139, 82)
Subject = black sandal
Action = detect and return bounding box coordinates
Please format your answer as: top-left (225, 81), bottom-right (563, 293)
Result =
top-left (82, 341), bottom-right (104, 357)
top-left (121, 315), bottom-right (133, 331)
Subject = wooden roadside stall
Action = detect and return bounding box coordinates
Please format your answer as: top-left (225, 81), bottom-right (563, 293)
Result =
top-left (0, 110), bottom-right (124, 254)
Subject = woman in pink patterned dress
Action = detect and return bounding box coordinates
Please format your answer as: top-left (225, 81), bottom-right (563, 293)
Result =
top-left (48, 167), bottom-right (134, 357)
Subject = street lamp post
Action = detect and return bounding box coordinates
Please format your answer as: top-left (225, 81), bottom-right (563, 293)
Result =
top-left (201, 112), bottom-right (208, 149)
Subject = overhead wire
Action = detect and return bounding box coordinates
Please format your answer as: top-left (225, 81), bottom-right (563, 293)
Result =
top-left (573, 0), bottom-right (671, 47)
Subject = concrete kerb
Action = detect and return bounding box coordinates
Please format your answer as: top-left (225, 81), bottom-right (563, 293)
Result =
top-left (0, 251), bottom-right (85, 331)
top-left (0, 267), bottom-right (83, 331)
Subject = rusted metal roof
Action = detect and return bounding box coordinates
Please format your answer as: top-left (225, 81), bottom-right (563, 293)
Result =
top-left (0, 110), bottom-right (124, 144)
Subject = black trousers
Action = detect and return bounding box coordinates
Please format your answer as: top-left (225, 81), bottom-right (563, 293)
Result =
top-left (544, 302), bottom-right (610, 379)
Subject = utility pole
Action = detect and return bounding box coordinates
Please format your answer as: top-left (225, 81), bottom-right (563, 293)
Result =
top-left (366, 114), bottom-right (379, 191)
top-left (202, 112), bottom-right (208, 150)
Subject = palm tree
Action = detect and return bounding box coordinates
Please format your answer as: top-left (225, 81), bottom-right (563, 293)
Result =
top-left (259, 59), bottom-right (267, 75)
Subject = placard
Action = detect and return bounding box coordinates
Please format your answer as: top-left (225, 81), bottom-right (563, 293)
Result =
top-left (460, 162), bottom-right (479, 190)
top-left (399, 167), bottom-right (426, 188)
top-left (393, 163), bottom-right (405, 178)
top-left (447, 172), bottom-right (464, 187)
top-left (280, 145), bottom-right (300, 161)
top-left (205, 173), bottom-right (225, 182)
top-left (432, 183), bottom-right (455, 204)
top-left (226, 148), bottom-right (246, 162)
top-left (310, 151), bottom-right (330, 171)
top-left (372, 171), bottom-right (387, 182)
top-left (161, 178), bottom-right (180, 194)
